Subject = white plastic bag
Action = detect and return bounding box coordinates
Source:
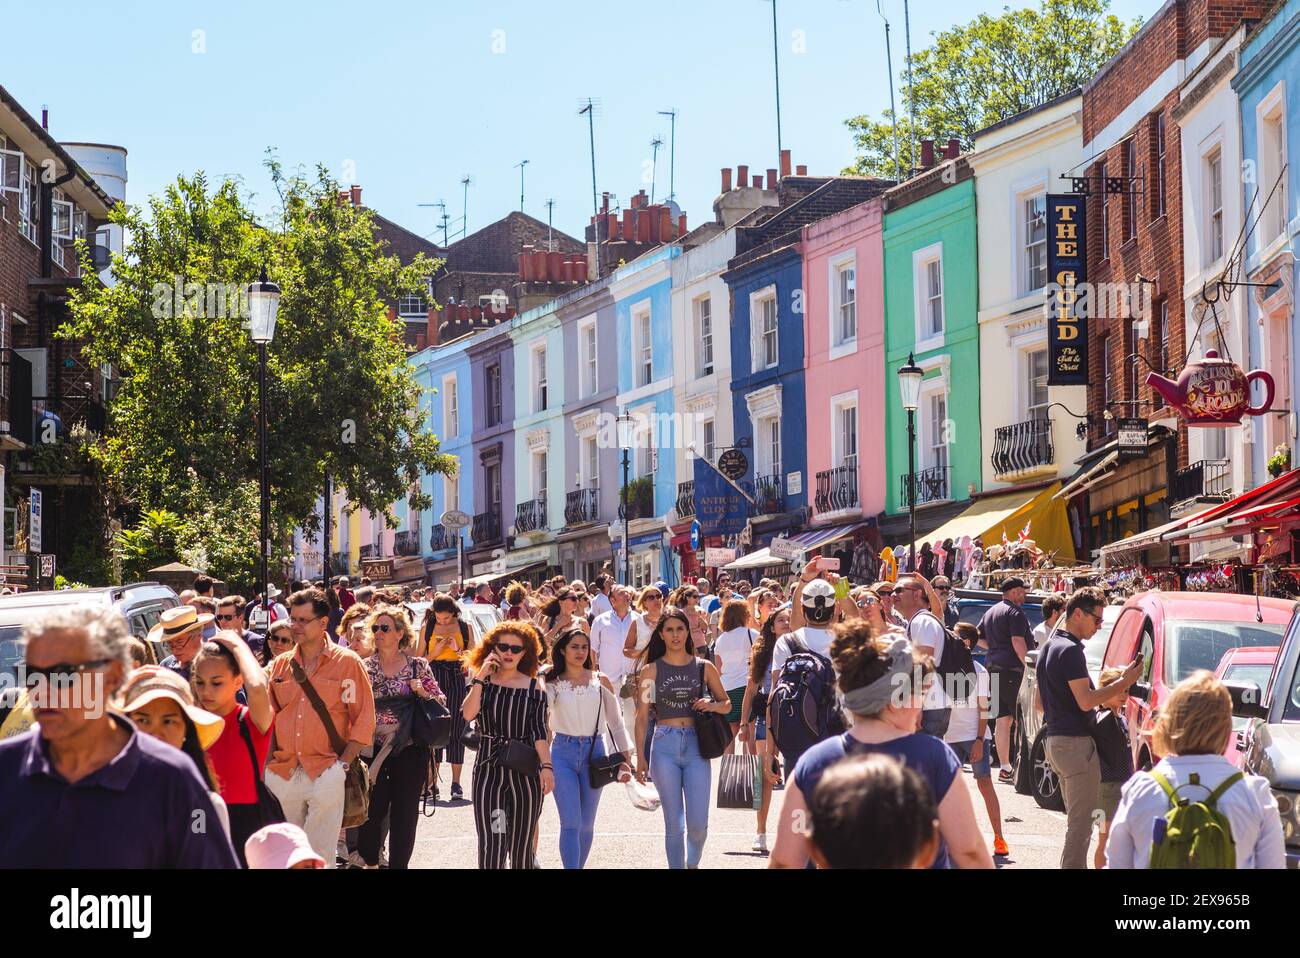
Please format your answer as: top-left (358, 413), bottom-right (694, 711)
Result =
top-left (625, 779), bottom-right (660, 812)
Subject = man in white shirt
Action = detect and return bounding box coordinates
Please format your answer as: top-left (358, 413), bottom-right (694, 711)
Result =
top-left (895, 574), bottom-right (951, 738)
top-left (589, 574), bottom-right (614, 621)
top-left (1032, 593), bottom-right (1066, 648)
top-left (590, 585), bottom-right (637, 757)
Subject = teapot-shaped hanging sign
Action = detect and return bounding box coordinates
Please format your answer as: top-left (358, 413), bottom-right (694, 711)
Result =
top-left (1146, 350), bottom-right (1274, 426)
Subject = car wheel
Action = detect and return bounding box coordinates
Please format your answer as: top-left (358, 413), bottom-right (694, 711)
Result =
top-left (1012, 710), bottom-right (1033, 795)
top-left (1031, 734), bottom-right (1065, 811)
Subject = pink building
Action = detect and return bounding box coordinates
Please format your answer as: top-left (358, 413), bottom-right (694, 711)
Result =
top-left (802, 198), bottom-right (886, 530)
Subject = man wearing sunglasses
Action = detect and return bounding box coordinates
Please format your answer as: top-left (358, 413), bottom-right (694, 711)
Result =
top-left (216, 595), bottom-right (265, 659)
top-left (871, 582), bottom-right (907, 628)
top-left (0, 605), bottom-right (238, 868)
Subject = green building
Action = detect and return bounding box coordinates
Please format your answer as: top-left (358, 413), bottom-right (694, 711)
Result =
top-left (881, 156), bottom-right (981, 542)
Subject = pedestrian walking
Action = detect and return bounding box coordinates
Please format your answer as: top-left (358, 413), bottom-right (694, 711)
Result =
top-left (1036, 587), bottom-right (1141, 869)
top-left (769, 621), bottom-right (992, 870)
top-left (589, 574), bottom-right (614, 620)
top-left (265, 588), bottom-right (377, 867)
top-left (245, 822), bottom-right (327, 869)
top-left (978, 577), bottom-right (1033, 784)
top-left (1032, 593), bottom-right (1066, 648)
top-left (215, 595), bottom-right (265, 659)
top-left (591, 585), bottom-right (638, 754)
top-left (546, 626), bottom-right (632, 868)
top-left (769, 574), bottom-right (842, 774)
top-left (260, 620), bottom-right (295, 669)
top-left (1105, 671), bottom-right (1285, 869)
top-left (895, 574), bottom-right (952, 738)
top-left (633, 608), bottom-right (730, 869)
top-left (463, 621), bottom-right (553, 869)
top-left (943, 624), bottom-right (1008, 858)
top-left (191, 631), bottom-right (277, 865)
top-left (358, 605), bottom-right (444, 869)
top-left (712, 600), bottom-right (758, 754)
top-left (420, 593), bottom-right (471, 802)
top-left (151, 605), bottom-right (215, 682)
top-left (338, 602), bottom-right (373, 657)
top-left (739, 604), bottom-right (792, 854)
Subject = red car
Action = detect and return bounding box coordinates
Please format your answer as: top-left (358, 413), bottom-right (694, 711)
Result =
top-left (1100, 592), bottom-right (1292, 771)
top-left (1213, 645), bottom-right (1280, 767)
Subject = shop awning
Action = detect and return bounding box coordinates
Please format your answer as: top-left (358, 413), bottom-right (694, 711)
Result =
top-left (785, 521), bottom-right (871, 553)
top-left (722, 548), bottom-right (788, 571)
top-left (1098, 503), bottom-right (1219, 567)
top-left (463, 561), bottom-right (546, 588)
top-left (914, 482), bottom-right (1076, 562)
top-left (1159, 467), bottom-right (1300, 547)
top-left (1053, 452), bottom-right (1119, 500)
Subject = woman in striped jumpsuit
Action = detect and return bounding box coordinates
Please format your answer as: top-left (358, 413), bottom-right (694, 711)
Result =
top-left (463, 620), bottom-right (553, 869)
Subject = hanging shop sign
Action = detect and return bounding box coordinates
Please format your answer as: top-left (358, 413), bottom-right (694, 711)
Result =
top-left (717, 449), bottom-right (749, 482)
top-left (1117, 418), bottom-right (1149, 461)
top-left (694, 458), bottom-right (748, 537)
top-left (704, 547), bottom-right (737, 567)
top-left (769, 536), bottom-right (804, 561)
top-left (1046, 194), bottom-right (1088, 386)
top-left (1146, 350), bottom-right (1274, 427)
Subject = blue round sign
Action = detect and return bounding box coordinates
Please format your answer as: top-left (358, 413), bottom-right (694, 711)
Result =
top-left (689, 520), bottom-right (701, 551)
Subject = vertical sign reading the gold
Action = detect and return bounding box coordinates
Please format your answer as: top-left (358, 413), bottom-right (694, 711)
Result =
top-left (1046, 195), bottom-right (1088, 385)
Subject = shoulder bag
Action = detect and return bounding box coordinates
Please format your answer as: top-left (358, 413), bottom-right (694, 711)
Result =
top-left (235, 706), bottom-right (285, 827)
top-left (693, 662), bottom-right (735, 760)
top-left (486, 678), bottom-right (542, 776)
top-left (588, 679), bottom-right (627, 789)
top-left (407, 657), bottom-right (453, 749)
top-left (289, 659), bottom-right (370, 829)
top-left (745, 629), bottom-right (769, 725)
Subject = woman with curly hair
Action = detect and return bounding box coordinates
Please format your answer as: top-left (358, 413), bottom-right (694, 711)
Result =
top-left (462, 620), bottom-right (553, 868)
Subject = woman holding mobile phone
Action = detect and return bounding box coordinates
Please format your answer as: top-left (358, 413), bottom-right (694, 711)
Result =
top-left (463, 621), bottom-right (553, 869)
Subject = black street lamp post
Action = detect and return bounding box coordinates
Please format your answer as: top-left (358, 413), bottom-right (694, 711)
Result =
top-left (898, 352), bottom-right (923, 569)
top-left (246, 266), bottom-right (281, 625)
top-left (618, 408), bottom-right (632, 585)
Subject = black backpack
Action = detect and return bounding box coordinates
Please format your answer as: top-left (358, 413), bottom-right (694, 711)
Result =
top-left (910, 610), bottom-right (976, 697)
top-left (768, 633), bottom-right (846, 758)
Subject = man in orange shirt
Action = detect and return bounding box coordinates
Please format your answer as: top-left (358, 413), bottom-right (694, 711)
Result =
top-left (266, 588), bottom-right (376, 867)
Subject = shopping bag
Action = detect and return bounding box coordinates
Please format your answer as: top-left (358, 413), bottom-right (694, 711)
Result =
top-left (717, 753), bottom-right (760, 810)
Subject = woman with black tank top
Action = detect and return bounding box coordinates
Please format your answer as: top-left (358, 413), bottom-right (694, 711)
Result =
top-left (634, 607), bottom-right (730, 868)
top-left (421, 593), bottom-right (472, 801)
top-left (463, 621), bottom-right (553, 869)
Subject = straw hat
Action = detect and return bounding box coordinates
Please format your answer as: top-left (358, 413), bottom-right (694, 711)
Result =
top-left (119, 666), bottom-right (224, 749)
top-left (147, 605), bottom-right (215, 646)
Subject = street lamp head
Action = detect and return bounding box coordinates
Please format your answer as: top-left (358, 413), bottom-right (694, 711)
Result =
top-left (898, 352), bottom-right (924, 412)
top-left (246, 265), bottom-right (281, 345)
top-left (617, 408), bottom-right (634, 451)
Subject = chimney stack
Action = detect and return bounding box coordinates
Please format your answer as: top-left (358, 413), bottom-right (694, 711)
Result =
top-left (946, 138), bottom-right (961, 160)
top-left (920, 139), bottom-right (935, 169)
top-left (766, 169), bottom-right (777, 190)
top-left (752, 175), bottom-right (763, 188)
top-left (349, 185), bottom-right (363, 207)
top-left (780, 149), bottom-right (792, 178)
top-left (737, 164), bottom-right (749, 189)
top-left (796, 164), bottom-right (808, 175)
top-left (721, 167), bottom-right (732, 192)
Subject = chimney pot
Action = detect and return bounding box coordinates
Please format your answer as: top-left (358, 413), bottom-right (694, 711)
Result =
top-left (766, 168), bottom-right (777, 190)
top-left (678, 213), bottom-right (688, 237)
top-left (659, 206), bottom-right (671, 243)
top-left (601, 191), bottom-right (610, 213)
top-left (721, 167), bottom-right (733, 192)
top-left (349, 185), bottom-right (362, 207)
top-left (752, 175), bottom-right (763, 188)
top-left (946, 137), bottom-right (961, 160)
top-left (920, 139), bottom-right (935, 169)
top-left (780, 149), bottom-right (792, 178)
top-left (796, 164), bottom-right (808, 175)
top-left (623, 208), bottom-right (634, 241)
top-left (737, 164), bottom-right (749, 189)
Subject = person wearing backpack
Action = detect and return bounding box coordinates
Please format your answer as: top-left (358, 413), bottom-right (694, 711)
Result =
top-left (1106, 671), bottom-right (1285, 869)
top-left (1037, 587), bottom-right (1142, 869)
top-left (895, 574), bottom-right (956, 738)
top-left (768, 577), bottom-right (844, 775)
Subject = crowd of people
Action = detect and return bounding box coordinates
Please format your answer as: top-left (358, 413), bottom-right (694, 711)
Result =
top-left (0, 561), bottom-right (1287, 870)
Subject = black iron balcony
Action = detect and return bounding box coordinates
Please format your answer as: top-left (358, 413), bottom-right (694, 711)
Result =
top-left (815, 463), bottom-right (859, 515)
top-left (900, 465), bottom-right (950, 506)
top-left (359, 543), bottom-right (379, 559)
top-left (394, 530), bottom-right (420, 556)
top-left (515, 498), bottom-right (548, 533)
top-left (472, 510), bottom-right (502, 546)
top-left (619, 477), bottom-right (655, 520)
top-left (676, 480), bottom-right (696, 518)
top-left (1171, 459), bottom-right (1232, 507)
top-left (429, 525), bottom-right (451, 552)
top-left (750, 473), bottom-right (784, 516)
top-left (565, 488), bottom-right (599, 525)
top-left (330, 551), bottom-right (349, 576)
top-left (991, 418), bottom-right (1054, 478)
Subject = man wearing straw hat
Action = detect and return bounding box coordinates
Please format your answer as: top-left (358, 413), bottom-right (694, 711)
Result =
top-left (153, 605), bottom-right (216, 682)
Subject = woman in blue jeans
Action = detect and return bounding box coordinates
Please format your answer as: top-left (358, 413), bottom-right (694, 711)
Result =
top-left (545, 627), bottom-right (632, 868)
top-left (633, 608), bottom-right (731, 868)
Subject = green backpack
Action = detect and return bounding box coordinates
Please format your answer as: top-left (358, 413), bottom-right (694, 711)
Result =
top-left (1147, 770), bottom-right (1243, 869)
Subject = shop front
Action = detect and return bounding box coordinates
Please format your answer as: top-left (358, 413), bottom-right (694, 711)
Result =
top-left (613, 530), bottom-right (667, 589)
top-left (466, 542), bottom-right (559, 591)
top-left (557, 527), bottom-right (615, 585)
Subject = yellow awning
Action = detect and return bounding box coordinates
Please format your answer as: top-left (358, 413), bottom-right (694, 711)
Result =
top-left (917, 482), bottom-right (1076, 563)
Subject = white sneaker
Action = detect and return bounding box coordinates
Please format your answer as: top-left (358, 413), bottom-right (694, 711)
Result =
top-left (752, 834), bottom-right (768, 854)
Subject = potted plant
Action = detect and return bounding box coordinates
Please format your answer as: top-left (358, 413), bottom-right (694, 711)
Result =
top-left (1268, 444), bottom-right (1291, 478)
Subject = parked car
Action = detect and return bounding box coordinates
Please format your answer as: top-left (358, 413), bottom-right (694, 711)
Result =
top-left (951, 588), bottom-right (1047, 666)
top-left (1225, 606), bottom-right (1300, 867)
top-left (1099, 592), bottom-right (1291, 774)
top-left (1214, 645), bottom-right (1279, 767)
top-left (1012, 605), bottom-right (1122, 809)
top-left (459, 600), bottom-right (503, 641)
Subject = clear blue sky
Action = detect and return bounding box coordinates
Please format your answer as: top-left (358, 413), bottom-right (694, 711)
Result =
top-left (6, 0), bottom-right (1151, 243)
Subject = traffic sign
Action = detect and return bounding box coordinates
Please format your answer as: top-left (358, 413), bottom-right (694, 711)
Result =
top-left (689, 520), bottom-right (701, 551)
top-left (440, 509), bottom-right (471, 530)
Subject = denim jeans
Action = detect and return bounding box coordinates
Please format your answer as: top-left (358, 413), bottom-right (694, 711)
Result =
top-left (551, 732), bottom-right (607, 869)
top-left (649, 725), bottom-right (711, 869)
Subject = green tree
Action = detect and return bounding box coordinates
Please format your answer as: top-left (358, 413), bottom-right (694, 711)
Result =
top-left (62, 160), bottom-right (456, 555)
top-left (845, 0), bottom-right (1140, 180)
top-left (114, 509), bottom-right (186, 582)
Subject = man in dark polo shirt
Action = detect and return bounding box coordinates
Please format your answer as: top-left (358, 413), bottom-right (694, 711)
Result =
top-left (0, 604), bottom-right (238, 868)
top-left (977, 577), bottom-right (1031, 783)
top-left (1037, 587), bottom-right (1141, 869)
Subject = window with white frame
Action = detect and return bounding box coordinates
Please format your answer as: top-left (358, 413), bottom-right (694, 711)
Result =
top-left (925, 390), bottom-right (949, 475)
top-left (50, 188), bottom-right (73, 271)
top-left (533, 450), bottom-right (548, 501)
top-left (19, 154), bottom-right (38, 245)
top-left (759, 416), bottom-right (782, 478)
top-left (582, 435), bottom-right (599, 488)
top-left (634, 306), bottom-right (653, 386)
top-left (701, 418), bottom-right (715, 463)
top-left (695, 296), bottom-right (714, 376)
top-left (486, 363), bottom-right (502, 426)
top-left (442, 375), bottom-right (459, 438)
top-left (1124, 138), bottom-right (1137, 241)
top-left (445, 475), bottom-right (459, 513)
top-left (834, 399), bottom-right (858, 474)
top-left (913, 244), bottom-right (944, 344)
top-left (1207, 149), bottom-right (1224, 264)
top-left (1154, 113), bottom-right (1167, 218)
top-left (634, 414), bottom-right (655, 477)
top-left (579, 319), bottom-right (598, 397)
top-left (1260, 94), bottom-right (1288, 243)
top-left (1023, 194), bottom-right (1047, 293)
top-left (533, 343), bottom-right (548, 412)
top-left (1026, 349), bottom-right (1049, 420)
top-left (398, 293), bottom-right (427, 316)
top-left (832, 259), bottom-right (856, 347)
top-left (752, 292), bottom-right (779, 370)
top-left (1098, 161), bottom-right (1109, 258)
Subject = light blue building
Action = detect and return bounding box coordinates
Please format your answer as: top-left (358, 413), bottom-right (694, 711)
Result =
top-left (1234, 0), bottom-right (1300, 481)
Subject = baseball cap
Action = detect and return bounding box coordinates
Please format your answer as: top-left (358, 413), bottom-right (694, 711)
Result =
top-left (801, 578), bottom-right (836, 608)
top-left (244, 823), bottom-right (326, 869)
top-left (1000, 577), bottom-right (1027, 592)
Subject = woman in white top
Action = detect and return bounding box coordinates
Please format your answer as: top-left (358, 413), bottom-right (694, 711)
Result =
top-left (1106, 671), bottom-right (1286, 869)
top-left (713, 600), bottom-right (759, 755)
top-left (546, 626), bottom-right (632, 869)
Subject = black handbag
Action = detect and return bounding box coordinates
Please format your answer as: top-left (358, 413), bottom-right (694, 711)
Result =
top-left (693, 662), bottom-right (735, 760)
top-left (236, 708), bottom-right (285, 827)
top-left (408, 660), bottom-right (453, 750)
top-left (462, 722), bottom-right (480, 751)
top-left (587, 681), bottom-right (626, 789)
top-left (482, 677), bottom-right (541, 776)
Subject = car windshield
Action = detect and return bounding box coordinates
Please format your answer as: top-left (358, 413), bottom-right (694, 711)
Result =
top-left (0, 625), bottom-right (28, 686)
top-left (1165, 621), bottom-right (1285, 687)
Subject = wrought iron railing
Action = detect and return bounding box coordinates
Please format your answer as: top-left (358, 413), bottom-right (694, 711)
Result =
top-left (472, 510), bottom-right (502, 546)
top-left (750, 473), bottom-right (784, 516)
top-left (359, 543), bottom-right (379, 559)
top-left (815, 464), bottom-right (859, 514)
top-left (429, 525), bottom-right (450, 552)
top-left (330, 551), bottom-right (349, 576)
top-left (991, 418), bottom-right (1054, 478)
top-left (565, 488), bottom-right (599, 526)
top-left (676, 480), bottom-right (695, 518)
top-left (618, 479), bottom-right (655, 520)
top-left (394, 530), bottom-right (420, 556)
top-left (900, 465), bottom-right (950, 506)
top-left (515, 498), bottom-right (548, 533)
top-left (1171, 459), bottom-right (1232, 506)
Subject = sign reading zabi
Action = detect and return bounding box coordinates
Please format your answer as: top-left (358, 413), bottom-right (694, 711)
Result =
top-left (1117, 418), bottom-right (1148, 461)
top-left (1046, 194), bottom-right (1088, 385)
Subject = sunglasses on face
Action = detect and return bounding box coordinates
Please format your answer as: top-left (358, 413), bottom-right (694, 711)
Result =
top-left (268, 635), bottom-right (293, 645)
top-left (216, 612), bottom-right (240, 622)
top-left (25, 659), bottom-right (111, 684)
top-left (290, 616), bottom-right (320, 628)
top-left (371, 623), bottom-right (395, 634)
top-left (495, 642), bottom-right (525, 655)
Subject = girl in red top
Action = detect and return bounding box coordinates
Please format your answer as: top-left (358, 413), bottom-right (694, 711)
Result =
top-left (193, 630), bottom-right (275, 867)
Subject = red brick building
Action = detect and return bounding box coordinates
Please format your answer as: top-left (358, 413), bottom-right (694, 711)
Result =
top-left (1068, 0), bottom-right (1268, 562)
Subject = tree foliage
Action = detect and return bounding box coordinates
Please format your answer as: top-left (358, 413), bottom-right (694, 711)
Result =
top-left (845, 0), bottom-right (1141, 180)
top-left (62, 159), bottom-right (456, 567)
